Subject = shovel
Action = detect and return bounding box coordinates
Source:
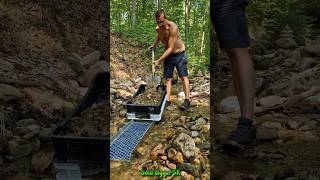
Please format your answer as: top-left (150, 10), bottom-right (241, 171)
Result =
top-left (146, 48), bottom-right (161, 87)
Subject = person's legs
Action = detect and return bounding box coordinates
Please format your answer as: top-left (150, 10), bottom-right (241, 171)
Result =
top-left (180, 76), bottom-right (190, 100)
top-left (226, 48), bottom-right (255, 119)
top-left (213, 0), bottom-right (256, 151)
top-left (166, 78), bottom-right (173, 102)
top-left (176, 53), bottom-right (191, 110)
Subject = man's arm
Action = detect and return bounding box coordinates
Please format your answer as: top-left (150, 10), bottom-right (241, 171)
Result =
top-left (158, 25), bottom-right (178, 62)
top-left (150, 34), bottom-right (160, 49)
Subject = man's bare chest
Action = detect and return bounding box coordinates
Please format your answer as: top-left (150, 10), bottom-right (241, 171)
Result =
top-left (158, 29), bottom-right (169, 43)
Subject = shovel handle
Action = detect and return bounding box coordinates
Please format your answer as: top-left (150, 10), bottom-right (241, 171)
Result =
top-left (152, 49), bottom-right (155, 77)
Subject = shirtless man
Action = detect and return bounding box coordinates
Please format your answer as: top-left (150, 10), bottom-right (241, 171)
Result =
top-left (149, 9), bottom-right (191, 110)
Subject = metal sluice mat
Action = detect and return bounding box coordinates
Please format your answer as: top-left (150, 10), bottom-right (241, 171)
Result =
top-left (110, 120), bottom-right (154, 161)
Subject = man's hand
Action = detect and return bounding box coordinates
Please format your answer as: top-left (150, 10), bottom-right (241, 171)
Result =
top-left (148, 45), bottom-right (155, 50)
top-left (154, 59), bottom-right (162, 66)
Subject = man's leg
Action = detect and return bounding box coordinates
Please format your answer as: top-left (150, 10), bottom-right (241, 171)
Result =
top-left (226, 47), bottom-right (255, 119)
top-left (180, 76), bottom-right (190, 100)
top-left (166, 78), bottom-right (173, 102)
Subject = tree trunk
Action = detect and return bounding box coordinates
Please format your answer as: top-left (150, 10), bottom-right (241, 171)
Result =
top-left (184, 0), bottom-right (189, 52)
top-left (131, 0), bottom-right (136, 30)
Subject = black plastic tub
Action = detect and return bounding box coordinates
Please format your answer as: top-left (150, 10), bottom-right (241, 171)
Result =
top-left (51, 72), bottom-right (109, 163)
top-left (126, 84), bottom-right (166, 116)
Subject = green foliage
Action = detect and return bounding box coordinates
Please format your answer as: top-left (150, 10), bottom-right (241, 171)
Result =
top-left (111, 0), bottom-right (210, 75)
top-left (247, 0), bottom-right (316, 39)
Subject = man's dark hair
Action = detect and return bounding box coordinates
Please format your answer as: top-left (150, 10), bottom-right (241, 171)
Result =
top-left (155, 9), bottom-right (166, 19)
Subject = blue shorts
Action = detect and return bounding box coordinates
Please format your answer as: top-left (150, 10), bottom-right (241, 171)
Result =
top-left (163, 51), bottom-right (188, 79)
top-left (212, 0), bottom-right (250, 49)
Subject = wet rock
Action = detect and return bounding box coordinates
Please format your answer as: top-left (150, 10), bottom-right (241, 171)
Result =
top-left (257, 127), bottom-right (279, 140)
top-left (172, 133), bottom-right (196, 159)
top-left (218, 96), bottom-right (240, 113)
top-left (16, 119), bottom-right (37, 127)
top-left (0, 84), bottom-right (23, 102)
top-left (31, 151), bottom-right (52, 173)
top-left (303, 44), bottom-right (320, 57)
top-left (190, 118), bottom-right (206, 131)
top-left (191, 131), bottom-right (199, 138)
top-left (259, 95), bottom-right (286, 107)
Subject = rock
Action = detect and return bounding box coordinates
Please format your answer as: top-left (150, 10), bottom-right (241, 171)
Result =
top-left (164, 128), bottom-right (176, 139)
top-left (28, 124), bottom-right (40, 134)
top-left (81, 51), bottom-right (101, 68)
top-left (8, 139), bottom-right (33, 157)
top-left (31, 151), bottom-right (52, 173)
top-left (259, 95), bottom-right (286, 107)
top-left (0, 84), bottom-right (23, 102)
top-left (218, 96), bottom-right (240, 113)
top-left (119, 109), bottom-right (126, 117)
top-left (275, 25), bottom-right (298, 49)
top-left (166, 162), bottom-right (177, 170)
top-left (202, 124), bottom-right (210, 133)
top-left (303, 44), bottom-right (320, 57)
top-left (168, 148), bottom-right (184, 164)
top-left (193, 138), bottom-right (202, 145)
top-left (181, 171), bottom-right (195, 180)
top-left (306, 95), bottom-right (320, 105)
top-left (200, 156), bottom-right (207, 171)
top-left (150, 143), bottom-right (163, 161)
top-left (172, 133), bottom-right (196, 159)
top-left (191, 131), bottom-right (199, 138)
top-left (261, 121), bottom-right (282, 129)
top-left (286, 120), bottom-right (300, 130)
top-left (161, 156), bottom-right (167, 160)
top-left (16, 119), bottom-right (37, 127)
top-left (299, 57), bottom-right (315, 71)
top-left (299, 121), bottom-right (318, 131)
top-left (178, 163), bottom-right (201, 177)
top-left (190, 118), bottom-right (206, 131)
top-left (257, 127), bottom-right (279, 140)
top-left (175, 152), bottom-right (184, 164)
top-left (22, 131), bottom-right (38, 140)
